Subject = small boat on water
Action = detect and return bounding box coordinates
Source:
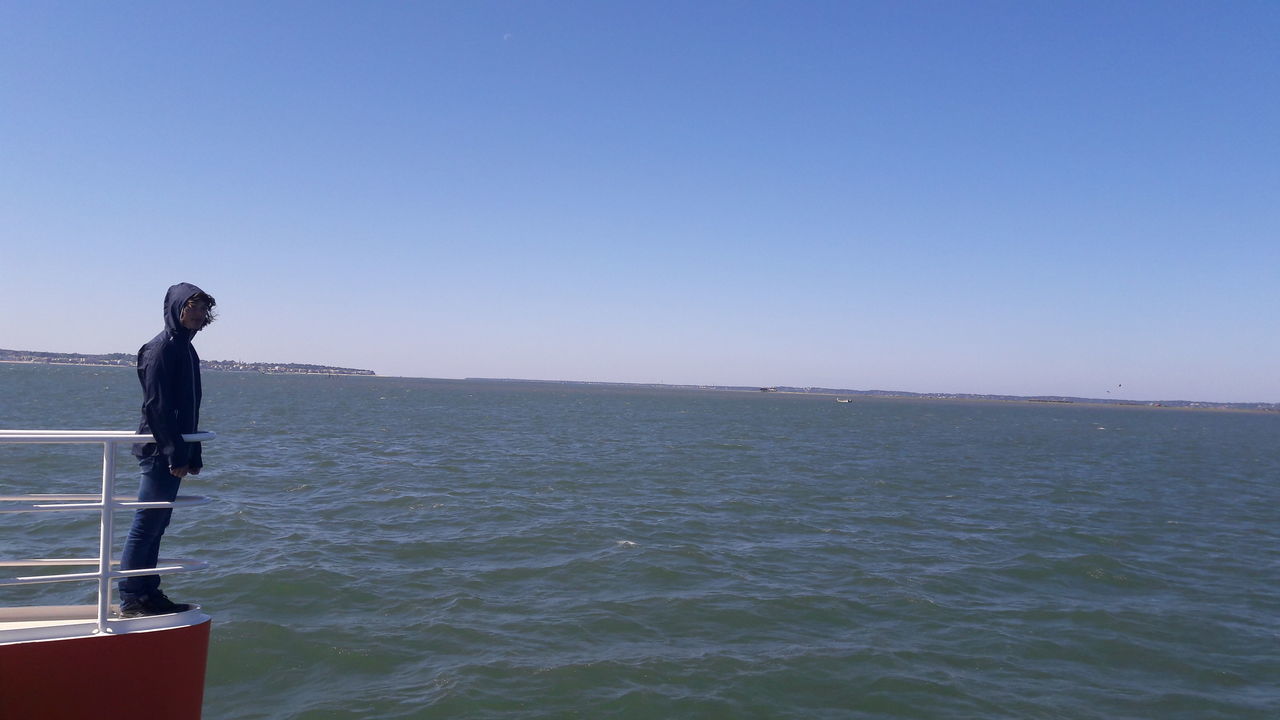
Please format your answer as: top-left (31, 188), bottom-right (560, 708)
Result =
top-left (835, 398), bottom-right (852, 403)
top-left (0, 429), bottom-right (216, 719)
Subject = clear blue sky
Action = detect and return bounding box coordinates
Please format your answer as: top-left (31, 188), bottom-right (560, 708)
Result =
top-left (2, 1), bottom-right (1277, 402)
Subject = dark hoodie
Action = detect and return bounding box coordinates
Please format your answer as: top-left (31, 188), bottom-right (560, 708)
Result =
top-left (132, 283), bottom-right (205, 469)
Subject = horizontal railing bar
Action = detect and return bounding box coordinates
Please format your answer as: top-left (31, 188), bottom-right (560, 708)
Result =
top-left (0, 495), bottom-right (211, 513)
top-left (0, 557), bottom-right (205, 568)
top-left (0, 430), bottom-right (215, 443)
top-left (0, 430), bottom-right (215, 437)
top-left (0, 494), bottom-right (210, 502)
top-left (0, 559), bottom-right (208, 587)
top-left (0, 430), bottom-right (143, 435)
top-left (0, 558), bottom-right (104, 567)
top-left (0, 573), bottom-right (104, 586)
top-left (0, 495), bottom-right (142, 501)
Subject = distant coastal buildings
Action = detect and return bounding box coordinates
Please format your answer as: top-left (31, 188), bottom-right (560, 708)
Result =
top-left (0, 348), bottom-right (375, 376)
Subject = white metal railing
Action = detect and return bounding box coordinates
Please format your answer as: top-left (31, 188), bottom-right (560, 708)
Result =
top-left (0, 429), bottom-right (214, 634)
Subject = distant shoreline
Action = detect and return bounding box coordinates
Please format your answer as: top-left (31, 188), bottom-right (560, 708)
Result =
top-left (4, 354), bottom-right (1275, 412)
top-left (765, 388), bottom-right (1275, 414)
top-left (453, 378), bottom-right (1279, 413)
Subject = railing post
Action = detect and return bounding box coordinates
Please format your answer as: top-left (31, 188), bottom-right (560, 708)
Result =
top-left (96, 440), bottom-right (117, 633)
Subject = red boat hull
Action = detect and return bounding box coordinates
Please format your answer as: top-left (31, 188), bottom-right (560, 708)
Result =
top-left (0, 618), bottom-right (211, 719)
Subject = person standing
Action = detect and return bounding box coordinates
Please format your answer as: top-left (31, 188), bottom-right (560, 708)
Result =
top-left (119, 283), bottom-right (216, 617)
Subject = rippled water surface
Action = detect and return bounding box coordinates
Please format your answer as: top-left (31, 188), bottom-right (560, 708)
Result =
top-left (2, 363), bottom-right (1278, 719)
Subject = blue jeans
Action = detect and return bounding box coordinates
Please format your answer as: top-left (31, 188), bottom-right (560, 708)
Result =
top-left (118, 458), bottom-right (181, 601)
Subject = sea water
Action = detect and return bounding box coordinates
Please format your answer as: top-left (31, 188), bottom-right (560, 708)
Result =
top-left (1, 363), bottom-right (1277, 719)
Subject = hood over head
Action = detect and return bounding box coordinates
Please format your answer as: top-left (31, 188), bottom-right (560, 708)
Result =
top-left (163, 282), bottom-right (208, 340)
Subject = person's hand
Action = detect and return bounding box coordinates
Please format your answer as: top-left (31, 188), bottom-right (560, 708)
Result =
top-left (170, 466), bottom-right (190, 478)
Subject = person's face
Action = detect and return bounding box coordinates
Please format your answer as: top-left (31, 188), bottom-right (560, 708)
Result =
top-left (180, 299), bottom-right (209, 332)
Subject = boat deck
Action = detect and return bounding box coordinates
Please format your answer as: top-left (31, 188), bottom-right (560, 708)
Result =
top-left (0, 604), bottom-right (208, 644)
